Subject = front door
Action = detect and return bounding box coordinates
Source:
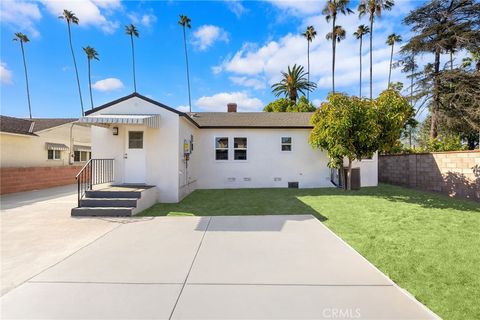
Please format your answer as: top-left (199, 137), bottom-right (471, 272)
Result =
top-left (124, 130), bottom-right (146, 184)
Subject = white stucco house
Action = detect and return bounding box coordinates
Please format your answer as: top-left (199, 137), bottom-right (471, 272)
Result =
top-left (73, 92), bottom-right (377, 215)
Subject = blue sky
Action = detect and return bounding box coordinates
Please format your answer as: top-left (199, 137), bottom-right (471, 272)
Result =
top-left (1, 0), bottom-right (440, 118)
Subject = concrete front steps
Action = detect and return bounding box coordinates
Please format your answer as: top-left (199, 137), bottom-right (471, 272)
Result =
top-left (71, 186), bottom-right (158, 217)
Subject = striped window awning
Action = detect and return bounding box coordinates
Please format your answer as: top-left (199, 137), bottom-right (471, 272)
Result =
top-left (74, 145), bottom-right (91, 152)
top-left (78, 114), bottom-right (160, 128)
top-left (46, 143), bottom-right (69, 151)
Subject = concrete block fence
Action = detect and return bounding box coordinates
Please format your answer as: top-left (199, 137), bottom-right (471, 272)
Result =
top-left (0, 166), bottom-right (83, 195)
top-left (379, 150), bottom-right (480, 201)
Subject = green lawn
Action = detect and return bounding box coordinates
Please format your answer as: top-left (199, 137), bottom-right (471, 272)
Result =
top-left (141, 184), bottom-right (480, 320)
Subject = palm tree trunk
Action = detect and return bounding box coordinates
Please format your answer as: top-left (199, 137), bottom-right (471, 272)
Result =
top-left (388, 42), bottom-right (394, 87)
top-left (182, 26), bottom-right (192, 113)
top-left (88, 59), bottom-right (94, 109)
top-left (67, 22), bottom-right (84, 116)
top-left (307, 41), bottom-right (310, 101)
top-left (369, 18), bottom-right (373, 100)
top-left (130, 35), bottom-right (137, 92)
top-left (20, 41), bottom-right (32, 118)
top-left (359, 36), bottom-right (363, 97)
top-left (332, 16), bottom-right (336, 93)
top-left (430, 49), bottom-right (441, 139)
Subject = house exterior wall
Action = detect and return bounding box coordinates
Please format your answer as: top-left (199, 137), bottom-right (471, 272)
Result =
top-left (178, 117), bottom-right (199, 201)
top-left (343, 153), bottom-right (379, 187)
top-left (89, 96), bottom-right (181, 203)
top-left (0, 123), bottom-right (91, 168)
top-left (194, 129), bottom-right (332, 189)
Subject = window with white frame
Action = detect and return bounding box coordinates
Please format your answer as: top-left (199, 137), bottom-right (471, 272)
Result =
top-left (234, 137), bottom-right (247, 160)
top-left (74, 151), bottom-right (92, 162)
top-left (48, 150), bottom-right (61, 160)
top-left (215, 137), bottom-right (229, 160)
top-left (281, 137), bottom-right (292, 151)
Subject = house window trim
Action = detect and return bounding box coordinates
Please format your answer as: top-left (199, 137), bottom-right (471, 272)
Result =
top-left (281, 136), bottom-right (293, 152)
top-left (214, 136), bottom-right (229, 162)
top-left (47, 150), bottom-right (61, 161)
top-left (233, 137), bottom-right (248, 161)
top-left (74, 151), bottom-right (92, 162)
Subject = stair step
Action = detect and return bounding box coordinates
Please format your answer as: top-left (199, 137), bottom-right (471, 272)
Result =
top-left (71, 207), bottom-right (134, 217)
top-left (85, 190), bottom-right (141, 199)
top-left (80, 198), bottom-right (138, 208)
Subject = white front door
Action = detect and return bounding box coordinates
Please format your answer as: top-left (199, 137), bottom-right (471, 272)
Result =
top-left (124, 129), bottom-right (146, 184)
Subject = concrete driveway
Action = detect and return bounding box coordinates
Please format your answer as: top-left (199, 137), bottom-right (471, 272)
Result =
top-left (0, 185), bottom-right (123, 296)
top-left (1, 212), bottom-right (437, 319)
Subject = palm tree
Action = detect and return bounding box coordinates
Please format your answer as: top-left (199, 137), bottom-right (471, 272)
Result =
top-left (13, 32), bottom-right (32, 119)
top-left (271, 64), bottom-right (317, 103)
top-left (83, 46), bottom-right (99, 109)
top-left (353, 25), bottom-right (370, 97)
top-left (302, 26), bottom-right (317, 101)
top-left (178, 15), bottom-right (192, 112)
top-left (386, 33), bottom-right (402, 87)
top-left (322, 0), bottom-right (353, 93)
top-left (358, 0), bottom-right (395, 99)
top-left (326, 26), bottom-right (347, 92)
top-left (59, 9), bottom-right (84, 116)
top-left (125, 24), bottom-right (139, 92)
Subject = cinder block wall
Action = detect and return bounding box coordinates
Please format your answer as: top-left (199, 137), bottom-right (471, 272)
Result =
top-left (0, 166), bottom-right (82, 195)
top-left (379, 151), bottom-right (480, 201)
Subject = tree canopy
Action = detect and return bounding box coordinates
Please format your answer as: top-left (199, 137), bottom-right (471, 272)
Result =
top-left (263, 96), bottom-right (316, 112)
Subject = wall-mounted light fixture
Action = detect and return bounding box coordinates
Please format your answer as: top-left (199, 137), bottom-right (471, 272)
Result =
top-left (112, 127), bottom-right (119, 135)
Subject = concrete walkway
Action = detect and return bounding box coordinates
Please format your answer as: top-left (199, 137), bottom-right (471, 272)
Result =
top-left (1, 214), bottom-right (437, 319)
top-left (0, 185), bottom-right (123, 296)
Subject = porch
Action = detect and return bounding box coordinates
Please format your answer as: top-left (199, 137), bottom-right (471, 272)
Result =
top-left (71, 158), bottom-right (158, 217)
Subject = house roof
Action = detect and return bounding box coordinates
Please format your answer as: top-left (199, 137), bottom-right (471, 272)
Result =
top-left (0, 116), bottom-right (78, 136)
top-left (187, 112), bottom-right (314, 128)
top-left (86, 92), bottom-right (315, 129)
top-left (0, 116), bottom-right (36, 136)
top-left (30, 118), bottom-right (78, 132)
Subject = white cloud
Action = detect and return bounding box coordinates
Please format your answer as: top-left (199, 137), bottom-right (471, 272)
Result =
top-left (0, 62), bottom-right (13, 85)
top-left (41, 0), bottom-right (120, 34)
top-left (192, 25), bottom-right (229, 51)
top-left (176, 105), bottom-right (190, 112)
top-left (92, 78), bottom-right (124, 91)
top-left (225, 0), bottom-right (247, 17)
top-left (217, 10), bottom-right (419, 98)
top-left (196, 92), bottom-right (263, 112)
top-left (267, 0), bottom-right (324, 16)
top-left (230, 76), bottom-right (266, 90)
top-left (312, 99), bottom-right (322, 107)
top-left (91, 0), bottom-right (121, 10)
top-left (0, 0), bottom-right (42, 38)
top-left (127, 12), bottom-right (157, 29)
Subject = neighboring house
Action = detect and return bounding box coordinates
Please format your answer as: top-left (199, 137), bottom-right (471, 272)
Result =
top-left (79, 93), bottom-right (377, 204)
top-left (0, 116), bottom-right (91, 167)
top-left (0, 116), bottom-right (91, 194)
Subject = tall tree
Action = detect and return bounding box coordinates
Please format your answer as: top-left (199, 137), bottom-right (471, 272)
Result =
top-left (302, 25), bottom-right (317, 101)
top-left (178, 15), bottom-right (192, 112)
top-left (386, 33), bottom-right (402, 87)
top-left (13, 32), bottom-right (32, 119)
top-left (83, 46), bottom-right (99, 109)
top-left (322, 0), bottom-right (353, 93)
top-left (271, 64), bottom-right (317, 103)
top-left (358, 0), bottom-right (395, 99)
top-left (402, 0), bottom-right (480, 138)
top-left (59, 10), bottom-right (84, 116)
top-left (353, 25), bottom-right (370, 97)
top-left (125, 24), bottom-right (139, 92)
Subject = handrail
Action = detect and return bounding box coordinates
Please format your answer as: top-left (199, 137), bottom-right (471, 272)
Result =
top-left (76, 158), bottom-right (114, 207)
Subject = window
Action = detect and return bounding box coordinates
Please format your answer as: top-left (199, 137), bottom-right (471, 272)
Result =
top-left (128, 131), bottom-right (143, 149)
top-left (215, 137), bottom-right (228, 160)
top-left (234, 137), bottom-right (247, 160)
top-left (281, 137), bottom-right (292, 151)
top-left (48, 150), bottom-right (61, 160)
top-left (74, 151), bottom-right (91, 162)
